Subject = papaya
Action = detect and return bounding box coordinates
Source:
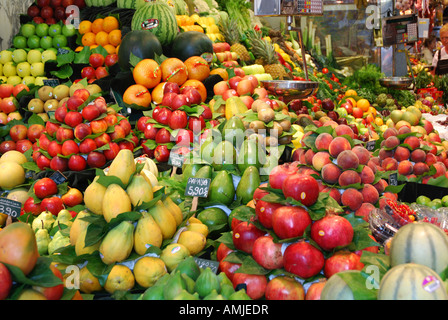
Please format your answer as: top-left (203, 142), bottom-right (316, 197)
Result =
top-left (237, 139), bottom-right (266, 173)
top-left (186, 223), bottom-right (209, 238)
top-left (0, 222), bottom-right (39, 275)
top-left (222, 116), bottom-right (246, 148)
top-left (160, 243), bottom-right (190, 272)
top-left (225, 96), bottom-right (248, 120)
top-left (102, 184), bottom-right (132, 223)
top-left (126, 173), bottom-right (154, 207)
top-left (162, 196), bottom-right (183, 226)
top-left (141, 157), bottom-right (159, 177)
top-left (106, 149), bottom-right (136, 186)
top-left (99, 221), bottom-right (134, 265)
top-left (177, 230), bottom-right (207, 256)
top-left (75, 227), bottom-right (101, 256)
top-left (147, 200), bottom-right (177, 240)
top-left (236, 166), bottom-right (261, 205)
top-left (83, 177), bottom-right (107, 216)
top-left (140, 169), bottom-right (159, 188)
top-left (69, 210), bottom-right (92, 246)
top-left (212, 140), bottom-right (236, 171)
top-left (208, 170), bottom-right (235, 206)
top-left (194, 267), bottom-right (220, 298)
top-left (133, 211), bottom-right (163, 255)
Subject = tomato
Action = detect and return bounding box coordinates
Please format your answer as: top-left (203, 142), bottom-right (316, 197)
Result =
top-left (322, 67), bottom-right (329, 74)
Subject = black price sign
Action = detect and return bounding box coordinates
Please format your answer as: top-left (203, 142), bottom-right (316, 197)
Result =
top-left (366, 140), bottom-right (376, 151)
top-left (0, 198), bottom-right (22, 218)
top-left (389, 172), bottom-right (398, 186)
top-left (184, 178), bottom-right (210, 198)
top-left (50, 170), bottom-right (67, 184)
top-left (168, 152), bottom-right (185, 168)
top-left (43, 79), bottom-right (60, 87)
top-left (193, 257), bottom-right (219, 274)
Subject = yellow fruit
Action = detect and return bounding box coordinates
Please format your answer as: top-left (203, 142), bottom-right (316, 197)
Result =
top-left (69, 210), bottom-right (92, 246)
top-left (160, 243), bottom-right (190, 272)
top-left (133, 211), bottom-right (163, 255)
top-left (126, 174), bottom-right (153, 207)
top-left (102, 184), bottom-right (132, 223)
top-left (187, 216), bottom-right (203, 225)
top-left (16, 289), bottom-right (47, 300)
top-left (0, 161), bottom-right (25, 189)
top-left (107, 149), bottom-right (136, 186)
top-left (177, 230), bottom-right (207, 256)
top-left (186, 223), bottom-right (209, 238)
top-left (104, 264), bottom-right (135, 294)
top-left (83, 177), bottom-right (107, 216)
top-left (79, 266), bottom-right (102, 294)
top-left (75, 228), bottom-right (101, 256)
top-left (99, 221), bottom-right (134, 265)
top-left (162, 196), bottom-right (183, 226)
top-left (0, 150), bottom-right (27, 164)
top-left (133, 256), bottom-right (167, 288)
top-left (147, 200), bottom-right (177, 240)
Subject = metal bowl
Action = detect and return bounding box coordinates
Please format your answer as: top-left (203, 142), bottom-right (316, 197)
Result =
top-left (379, 77), bottom-right (414, 90)
top-left (261, 80), bottom-right (319, 102)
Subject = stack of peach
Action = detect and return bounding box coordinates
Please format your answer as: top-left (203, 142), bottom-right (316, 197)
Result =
top-left (76, 16), bottom-right (122, 55)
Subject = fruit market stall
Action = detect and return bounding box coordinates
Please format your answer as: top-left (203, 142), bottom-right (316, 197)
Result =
top-left (1, 0), bottom-right (448, 303)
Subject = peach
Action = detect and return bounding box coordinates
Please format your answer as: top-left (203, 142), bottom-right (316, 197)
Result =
top-left (321, 163), bottom-right (342, 184)
top-left (341, 188), bottom-right (364, 210)
top-left (393, 146), bottom-right (410, 162)
top-left (370, 156), bottom-right (381, 166)
top-left (397, 160), bottom-right (413, 176)
top-left (382, 157), bottom-right (398, 171)
top-left (304, 149), bottom-right (315, 166)
top-left (433, 162), bottom-right (447, 178)
top-left (374, 179), bottom-right (388, 194)
top-left (367, 160), bottom-right (378, 174)
top-left (352, 145), bottom-right (370, 165)
top-left (413, 162), bottom-right (430, 176)
top-left (378, 148), bottom-right (394, 161)
top-left (322, 187), bottom-right (342, 204)
top-left (292, 148), bottom-right (305, 162)
top-left (410, 149), bottom-right (426, 163)
top-left (336, 150), bottom-right (360, 170)
top-left (384, 136), bottom-right (400, 149)
top-left (322, 120), bottom-right (339, 129)
top-left (355, 202), bottom-right (376, 222)
top-left (426, 153), bottom-right (437, 166)
top-left (403, 136), bottom-right (420, 150)
top-left (361, 184), bottom-right (379, 205)
top-left (360, 165), bottom-right (375, 184)
top-left (383, 127), bottom-right (398, 139)
top-left (334, 124), bottom-right (354, 139)
top-left (397, 125), bottom-right (412, 135)
top-left (329, 136), bottom-right (352, 158)
top-left (338, 170), bottom-right (361, 187)
top-left (315, 132), bottom-right (333, 151)
top-left (312, 151), bottom-right (332, 171)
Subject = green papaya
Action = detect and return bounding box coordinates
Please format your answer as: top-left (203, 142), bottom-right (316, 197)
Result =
top-left (163, 271), bottom-right (187, 300)
top-left (182, 163), bottom-right (203, 183)
top-left (236, 166), bottom-right (261, 205)
top-left (99, 221), bottom-right (134, 265)
top-left (212, 140), bottom-right (236, 171)
top-left (237, 139), bottom-right (266, 173)
top-left (173, 289), bottom-right (200, 300)
top-left (174, 256), bottom-right (201, 281)
top-left (222, 116), bottom-right (246, 149)
top-left (208, 170), bottom-right (235, 206)
top-left (194, 267), bottom-right (220, 298)
top-left (35, 228), bottom-right (50, 256)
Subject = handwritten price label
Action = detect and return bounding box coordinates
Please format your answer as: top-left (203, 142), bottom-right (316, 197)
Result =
top-left (184, 178), bottom-right (210, 198)
top-left (193, 257), bottom-right (219, 273)
top-left (0, 198), bottom-right (22, 218)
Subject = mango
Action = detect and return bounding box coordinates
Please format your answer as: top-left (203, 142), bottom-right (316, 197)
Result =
top-left (208, 170), bottom-right (235, 206)
top-left (126, 173), bottom-right (153, 207)
top-left (134, 211), bottom-right (163, 255)
top-left (237, 139), bottom-right (266, 173)
top-left (102, 184), bottom-right (132, 223)
top-left (83, 177), bottom-right (107, 216)
top-left (212, 140), bottom-right (236, 171)
top-left (236, 166), bottom-right (261, 205)
top-left (107, 149), bottom-right (136, 186)
top-left (222, 115), bottom-right (246, 148)
top-left (147, 200), bottom-right (177, 240)
top-left (99, 220), bottom-right (134, 265)
top-left (225, 96), bottom-right (248, 120)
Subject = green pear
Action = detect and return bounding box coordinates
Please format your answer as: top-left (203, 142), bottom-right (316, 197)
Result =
top-left (32, 211), bottom-right (56, 232)
top-left (35, 228), bottom-right (50, 256)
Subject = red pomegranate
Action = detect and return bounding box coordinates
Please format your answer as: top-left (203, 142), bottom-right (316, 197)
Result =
top-left (310, 214), bottom-right (354, 251)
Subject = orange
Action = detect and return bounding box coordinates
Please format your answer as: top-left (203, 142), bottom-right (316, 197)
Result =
top-left (78, 20), bottom-right (92, 35)
top-left (91, 18), bottom-right (104, 34)
top-left (210, 67), bottom-right (228, 81)
top-left (95, 31), bottom-right (109, 47)
top-left (133, 59), bottom-right (162, 89)
top-left (103, 265), bottom-right (135, 294)
top-left (368, 106), bottom-right (377, 115)
top-left (151, 82), bottom-right (166, 104)
top-left (357, 98), bottom-right (370, 112)
top-left (345, 89), bottom-right (357, 97)
top-left (374, 117), bottom-right (383, 126)
top-left (102, 16), bottom-right (119, 33)
top-left (180, 79), bottom-right (207, 103)
top-left (103, 44), bottom-right (116, 55)
top-left (90, 44), bottom-right (99, 50)
top-left (108, 29), bottom-right (122, 47)
top-left (123, 84), bottom-right (152, 108)
top-left (81, 32), bottom-right (96, 47)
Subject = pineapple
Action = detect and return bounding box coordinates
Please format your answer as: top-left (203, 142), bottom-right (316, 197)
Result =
top-left (219, 18), bottom-right (251, 62)
top-left (247, 30), bottom-right (288, 80)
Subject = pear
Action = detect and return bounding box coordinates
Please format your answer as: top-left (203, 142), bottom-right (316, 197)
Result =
top-left (48, 230), bottom-right (70, 255)
top-left (32, 211), bottom-right (56, 232)
top-left (53, 209), bottom-right (73, 229)
top-left (53, 84), bottom-right (70, 101)
top-left (69, 83), bottom-right (85, 96)
top-left (44, 99), bottom-right (59, 112)
top-left (35, 228), bottom-right (50, 256)
top-left (37, 85), bottom-right (54, 101)
top-left (86, 84), bottom-right (102, 95)
top-left (27, 98), bottom-right (45, 113)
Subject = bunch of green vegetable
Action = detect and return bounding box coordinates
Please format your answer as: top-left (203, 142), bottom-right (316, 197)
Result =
top-left (342, 64), bottom-right (386, 95)
top-left (433, 74), bottom-right (448, 105)
top-left (215, 0), bottom-right (251, 33)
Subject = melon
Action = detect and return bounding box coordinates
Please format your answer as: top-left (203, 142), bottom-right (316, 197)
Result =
top-left (378, 263), bottom-right (448, 300)
top-left (0, 161), bottom-right (26, 190)
top-left (131, 1), bottom-right (179, 46)
top-left (0, 150), bottom-right (27, 165)
top-left (389, 222), bottom-right (448, 274)
top-left (85, 0), bottom-right (117, 6)
top-left (320, 270), bottom-right (358, 300)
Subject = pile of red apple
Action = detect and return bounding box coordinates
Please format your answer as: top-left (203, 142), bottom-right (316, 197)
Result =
top-left (213, 42), bottom-right (239, 68)
top-left (23, 177), bottom-right (83, 216)
top-left (135, 82), bottom-right (218, 163)
top-left (80, 52), bottom-right (118, 82)
top-left (27, 0), bottom-right (86, 25)
top-left (32, 88), bottom-right (138, 172)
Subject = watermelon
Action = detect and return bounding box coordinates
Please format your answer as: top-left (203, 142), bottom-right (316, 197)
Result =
top-left (171, 31), bottom-right (213, 61)
top-left (378, 263), bottom-right (448, 300)
top-left (85, 0), bottom-right (117, 6)
top-left (165, 0), bottom-right (189, 15)
top-left (389, 222), bottom-right (448, 274)
top-left (131, 1), bottom-right (179, 46)
top-left (117, 0), bottom-right (147, 9)
top-left (118, 30), bottom-right (163, 71)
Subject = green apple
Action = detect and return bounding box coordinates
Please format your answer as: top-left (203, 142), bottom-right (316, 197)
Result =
top-left (41, 50), bottom-right (57, 63)
top-left (12, 35), bottom-right (27, 49)
top-left (16, 62), bottom-right (31, 78)
top-left (0, 50), bottom-right (13, 64)
top-left (27, 35), bottom-right (41, 49)
top-left (27, 49), bottom-right (42, 64)
top-left (35, 76), bottom-right (48, 86)
top-left (22, 76), bottom-right (36, 86)
top-left (48, 24), bottom-right (62, 37)
top-left (7, 76), bottom-right (22, 86)
top-left (2, 62), bottom-right (17, 77)
top-left (12, 49), bottom-right (27, 63)
top-left (40, 36), bottom-right (53, 50)
top-left (20, 23), bottom-right (36, 38)
top-left (35, 23), bottom-right (49, 38)
top-left (30, 62), bottom-right (45, 77)
top-left (62, 24), bottom-right (76, 37)
top-left (52, 35), bottom-right (68, 48)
